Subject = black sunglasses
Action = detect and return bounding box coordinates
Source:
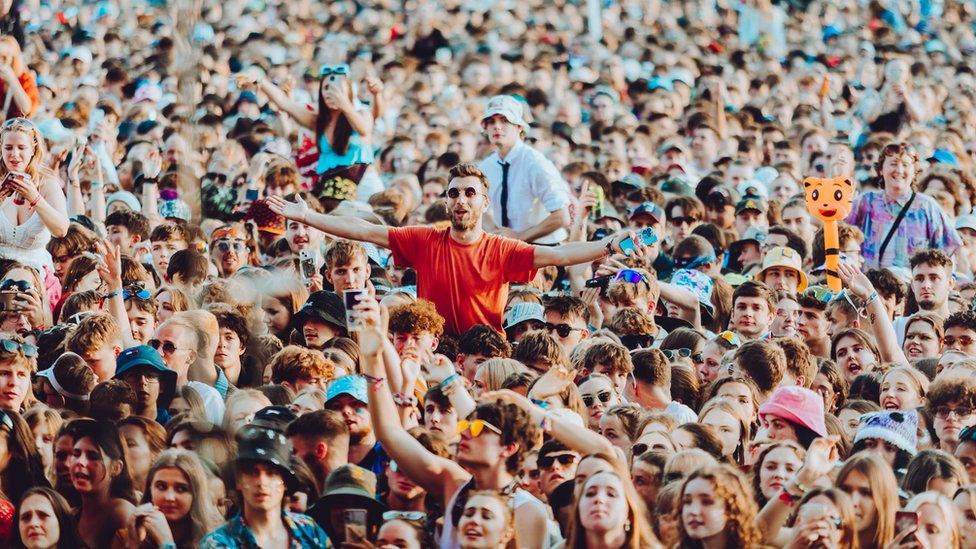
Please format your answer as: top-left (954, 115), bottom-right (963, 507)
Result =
top-left (538, 453), bottom-right (577, 469)
top-left (447, 186), bottom-right (480, 199)
top-left (582, 391), bottom-right (612, 407)
top-left (546, 323), bottom-right (581, 338)
top-left (620, 334), bottom-right (653, 351)
top-left (148, 339), bottom-right (180, 354)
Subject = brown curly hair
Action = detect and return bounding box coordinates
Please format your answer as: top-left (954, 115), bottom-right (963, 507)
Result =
top-left (388, 299), bottom-right (445, 337)
top-left (677, 464), bottom-right (762, 548)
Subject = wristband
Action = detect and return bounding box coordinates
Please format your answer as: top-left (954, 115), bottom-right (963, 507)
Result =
top-left (604, 238), bottom-right (616, 256)
top-left (392, 393), bottom-right (417, 407)
top-left (439, 373), bottom-right (459, 388)
top-left (160, 543), bottom-right (177, 549)
top-left (362, 374), bottom-right (385, 388)
top-left (866, 291), bottom-right (879, 304)
top-left (104, 290), bottom-right (121, 299)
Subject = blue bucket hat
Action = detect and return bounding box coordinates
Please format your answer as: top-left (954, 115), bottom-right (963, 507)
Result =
top-left (326, 375), bottom-right (368, 406)
top-left (114, 345), bottom-right (178, 407)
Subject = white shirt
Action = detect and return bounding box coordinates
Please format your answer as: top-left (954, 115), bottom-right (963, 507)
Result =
top-left (479, 140), bottom-right (571, 244)
top-left (666, 401), bottom-right (699, 424)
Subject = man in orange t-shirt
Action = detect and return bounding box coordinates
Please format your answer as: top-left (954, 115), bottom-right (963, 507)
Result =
top-left (269, 163), bottom-right (651, 335)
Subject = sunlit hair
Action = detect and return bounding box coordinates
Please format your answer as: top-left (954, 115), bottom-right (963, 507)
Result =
top-left (905, 491), bottom-right (961, 549)
top-left (567, 470), bottom-right (658, 549)
top-left (0, 117), bottom-right (53, 182)
top-left (142, 449), bottom-right (223, 545)
top-left (460, 490), bottom-right (517, 549)
top-left (474, 358), bottom-right (528, 393)
top-left (677, 464), bottom-right (761, 548)
top-left (835, 453), bottom-right (898, 548)
top-left (698, 398), bottom-right (751, 464)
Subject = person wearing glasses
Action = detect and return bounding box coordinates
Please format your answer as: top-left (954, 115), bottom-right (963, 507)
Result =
top-left (268, 163), bottom-right (655, 336)
top-left (926, 374), bottom-right (976, 454)
top-left (113, 344), bottom-right (177, 424)
top-left (236, 64), bottom-right (382, 205)
top-left (209, 224), bottom-right (256, 278)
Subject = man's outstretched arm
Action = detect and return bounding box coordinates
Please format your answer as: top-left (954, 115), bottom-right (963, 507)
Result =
top-left (533, 230), bottom-right (652, 268)
top-left (267, 195), bottom-right (390, 248)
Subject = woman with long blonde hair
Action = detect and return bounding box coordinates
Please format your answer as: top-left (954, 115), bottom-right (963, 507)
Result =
top-left (835, 453), bottom-right (899, 549)
top-left (120, 449), bottom-right (223, 548)
top-left (0, 117), bottom-right (68, 297)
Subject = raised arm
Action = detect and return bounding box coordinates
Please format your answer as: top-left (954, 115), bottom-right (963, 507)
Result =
top-left (355, 296), bottom-right (470, 502)
top-left (534, 229), bottom-right (653, 269)
top-left (236, 74), bottom-right (317, 130)
top-left (838, 262), bottom-right (908, 364)
top-left (267, 195), bottom-right (390, 248)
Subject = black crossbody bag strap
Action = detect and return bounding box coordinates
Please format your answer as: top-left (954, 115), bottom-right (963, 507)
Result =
top-left (877, 192), bottom-right (916, 267)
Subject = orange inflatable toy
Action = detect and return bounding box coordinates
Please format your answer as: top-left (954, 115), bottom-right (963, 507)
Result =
top-left (803, 176), bottom-right (855, 292)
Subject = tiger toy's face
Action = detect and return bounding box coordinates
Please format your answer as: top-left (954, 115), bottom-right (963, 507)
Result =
top-left (803, 176), bottom-right (854, 222)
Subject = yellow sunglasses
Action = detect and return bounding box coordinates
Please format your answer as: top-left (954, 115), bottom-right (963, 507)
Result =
top-left (457, 419), bottom-right (503, 437)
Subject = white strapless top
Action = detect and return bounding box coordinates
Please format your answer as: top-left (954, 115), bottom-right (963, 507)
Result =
top-left (0, 201), bottom-right (52, 271)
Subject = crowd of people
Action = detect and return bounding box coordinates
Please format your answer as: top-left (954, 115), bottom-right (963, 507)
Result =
top-left (0, 0), bottom-right (975, 547)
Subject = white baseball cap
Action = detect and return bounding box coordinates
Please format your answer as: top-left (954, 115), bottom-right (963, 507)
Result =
top-left (481, 95), bottom-right (528, 128)
top-left (956, 214), bottom-right (976, 232)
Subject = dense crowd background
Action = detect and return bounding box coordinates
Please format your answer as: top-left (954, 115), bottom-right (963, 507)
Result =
top-left (0, 0), bottom-right (975, 547)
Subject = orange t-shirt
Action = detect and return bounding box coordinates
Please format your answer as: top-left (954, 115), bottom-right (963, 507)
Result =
top-left (388, 226), bottom-right (537, 335)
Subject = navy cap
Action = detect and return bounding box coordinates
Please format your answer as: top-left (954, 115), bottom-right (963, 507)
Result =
top-left (629, 202), bottom-right (666, 223)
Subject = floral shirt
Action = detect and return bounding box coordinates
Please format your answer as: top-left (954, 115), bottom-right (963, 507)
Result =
top-left (846, 189), bottom-right (961, 270)
top-left (199, 511), bottom-right (329, 549)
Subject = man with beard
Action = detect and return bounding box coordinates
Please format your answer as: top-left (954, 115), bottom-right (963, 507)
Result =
top-left (269, 164), bottom-right (655, 335)
top-left (210, 224), bottom-right (253, 277)
top-left (286, 409), bottom-right (350, 495)
top-left (891, 250), bottom-right (955, 344)
top-left (324, 375), bottom-right (387, 477)
top-left (476, 95), bottom-right (571, 244)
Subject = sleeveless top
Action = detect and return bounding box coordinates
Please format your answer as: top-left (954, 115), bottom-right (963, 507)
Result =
top-left (0, 199), bottom-right (53, 272)
top-left (316, 126), bottom-right (374, 174)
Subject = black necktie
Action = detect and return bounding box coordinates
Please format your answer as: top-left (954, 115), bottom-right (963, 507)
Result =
top-left (499, 160), bottom-right (510, 227)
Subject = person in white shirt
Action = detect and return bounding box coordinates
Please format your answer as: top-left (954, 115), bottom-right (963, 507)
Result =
top-left (478, 95), bottom-right (571, 244)
top-left (623, 348), bottom-right (697, 424)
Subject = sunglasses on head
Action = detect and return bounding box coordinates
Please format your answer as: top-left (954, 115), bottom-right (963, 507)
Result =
top-left (615, 269), bottom-right (646, 283)
top-left (0, 339), bottom-right (36, 357)
top-left (631, 442), bottom-right (650, 457)
top-left (0, 279), bottom-right (29, 292)
top-left (447, 186), bottom-right (480, 199)
top-left (663, 348), bottom-right (691, 359)
top-left (538, 453), bottom-right (577, 469)
top-left (319, 64), bottom-right (350, 77)
top-left (546, 323), bottom-right (581, 338)
top-left (716, 330), bottom-right (742, 348)
top-left (673, 255), bottom-right (716, 270)
top-left (581, 390), bottom-right (612, 407)
top-left (457, 419), bottom-right (502, 438)
top-left (382, 510), bottom-right (426, 522)
top-left (122, 287), bottom-right (152, 301)
top-left (803, 285), bottom-right (837, 304)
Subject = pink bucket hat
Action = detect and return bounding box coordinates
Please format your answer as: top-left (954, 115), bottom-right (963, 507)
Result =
top-left (758, 386), bottom-right (827, 437)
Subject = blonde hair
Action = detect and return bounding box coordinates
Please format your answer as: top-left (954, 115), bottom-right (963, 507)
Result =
top-left (881, 366), bottom-right (929, 399)
top-left (0, 118), bottom-right (52, 181)
top-left (474, 358), bottom-right (528, 393)
top-left (905, 492), bottom-right (960, 549)
top-left (221, 389), bottom-right (272, 433)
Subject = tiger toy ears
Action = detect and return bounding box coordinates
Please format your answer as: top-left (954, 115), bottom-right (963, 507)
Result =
top-left (803, 176), bottom-right (855, 222)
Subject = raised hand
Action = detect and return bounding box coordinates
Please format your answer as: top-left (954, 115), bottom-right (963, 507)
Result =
top-left (796, 436), bottom-right (840, 487)
top-left (354, 293), bottom-right (385, 356)
top-left (528, 364), bottom-right (574, 400)
top-left (94, 239), bottom-right (123, 291)
top-left (837, 262), bottom-right (874, 300)
top-left (266, 195), bottom-right (310, 223)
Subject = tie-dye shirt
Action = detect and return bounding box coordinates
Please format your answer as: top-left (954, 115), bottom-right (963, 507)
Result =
top-left (845, 190), bottom-right (961, 270)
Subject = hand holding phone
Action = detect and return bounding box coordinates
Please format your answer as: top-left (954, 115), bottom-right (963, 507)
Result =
top-left (616, 228), bottom-right (658, 256)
